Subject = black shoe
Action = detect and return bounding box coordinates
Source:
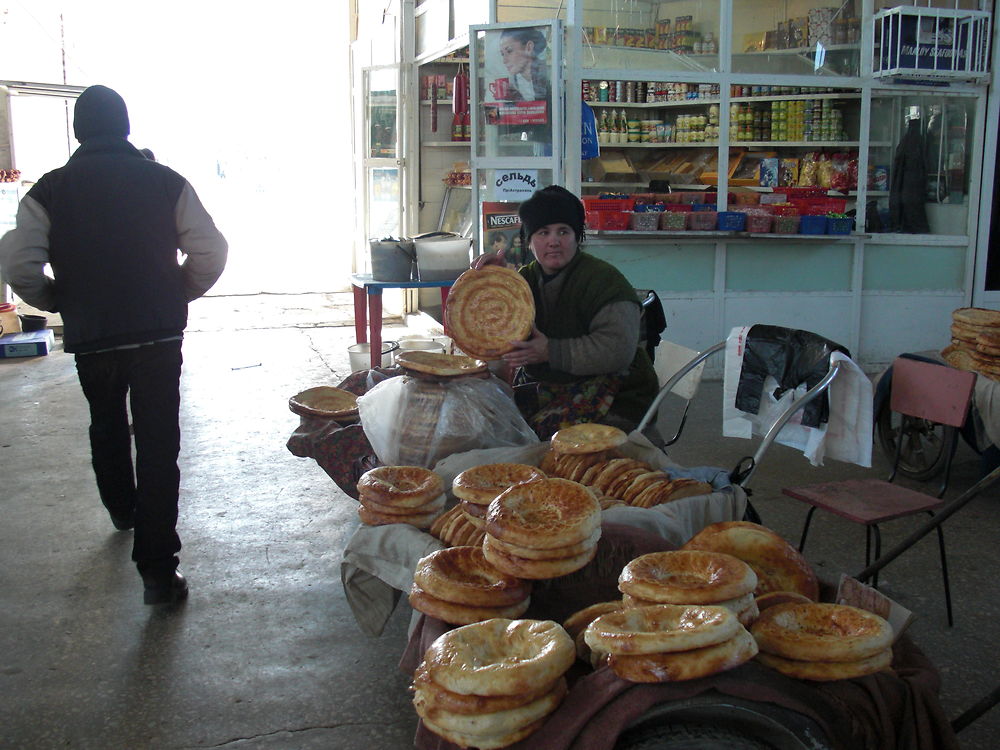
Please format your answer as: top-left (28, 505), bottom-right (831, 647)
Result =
top-left (109, 509), bottom-right (135, 531)
top-left (143, 571), bottom-right (188, 605)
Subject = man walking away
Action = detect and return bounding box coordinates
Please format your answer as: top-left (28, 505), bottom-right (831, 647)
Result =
top-left (0, 85), bottom-right (228, 605)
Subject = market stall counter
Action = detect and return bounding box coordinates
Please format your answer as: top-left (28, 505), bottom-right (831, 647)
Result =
top-left (399, 521), bottom-right (960, 750)
top-left (339, 438), bottom-right (747, 637)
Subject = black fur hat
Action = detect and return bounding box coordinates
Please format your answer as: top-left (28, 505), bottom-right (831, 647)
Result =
top-left (74, 85), bottom-right (130, 142)
top-left (518, 185), bottom-right (585, 241)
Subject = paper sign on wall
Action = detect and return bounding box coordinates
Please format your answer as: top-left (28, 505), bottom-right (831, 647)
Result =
top-left (492, 170), bottom-right (539, 201)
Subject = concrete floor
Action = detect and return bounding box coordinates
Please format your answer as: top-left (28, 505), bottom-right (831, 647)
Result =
top-left (1, 293), bottom-right (998, 749)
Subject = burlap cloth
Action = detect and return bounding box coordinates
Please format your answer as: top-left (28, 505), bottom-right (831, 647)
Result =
top-left (399, 523), bottom-right (959, 750)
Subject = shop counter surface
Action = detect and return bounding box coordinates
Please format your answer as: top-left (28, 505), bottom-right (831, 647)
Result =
top-left (351, 274), bottom-right (454, 368)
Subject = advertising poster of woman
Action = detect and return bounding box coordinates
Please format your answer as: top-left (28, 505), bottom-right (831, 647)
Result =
top-left (482, 25), bottom-right (552, 129)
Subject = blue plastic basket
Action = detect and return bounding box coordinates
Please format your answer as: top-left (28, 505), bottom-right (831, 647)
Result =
top-left (799, 215), bottom-right (828, 235)
top-left (827, 216), bottom-right (853, 235)
top-left (717, 211), bottom-right (747, 231)
top-left (691, 203), bottom-right (718, 212)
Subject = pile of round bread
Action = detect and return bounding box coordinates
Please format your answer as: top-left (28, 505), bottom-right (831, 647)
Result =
top-left (409, 545), bottom-right (532, 625)
top-left (586, 601), bottom-right (758, 683)
top-left (413, 618), bottom-right (574, 749)
top-left (355, 465), bottom-right (445, 528)
top-left (428, 505), bottom-right (487, 548)
top-left (483, 477), bottom-right (603, 580)
top-left (540, 423), bottom-right (713, 509)
top-left (751, 602), bottom-right (894, 681)
top-left (943, 306), bottom-right (1000, 380)
top-left (681, 521), bottom-right (820, 601)
top-left (428, 462), bottom-right (549, 548)
top-left (620, 550), bottom-right (762, 626)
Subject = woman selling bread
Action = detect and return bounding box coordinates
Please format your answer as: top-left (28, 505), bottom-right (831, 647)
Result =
top-left (474, 185), bottom-right (658, 439)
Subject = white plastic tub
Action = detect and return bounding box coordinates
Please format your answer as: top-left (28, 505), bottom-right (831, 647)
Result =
top-left (414, 235), bottom-right (472, 282)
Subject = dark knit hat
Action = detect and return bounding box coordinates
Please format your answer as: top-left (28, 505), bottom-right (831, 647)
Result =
top-left (518, 185), bottom-right (585, 240)
top-left (74, 85), bottom-right (130, 142)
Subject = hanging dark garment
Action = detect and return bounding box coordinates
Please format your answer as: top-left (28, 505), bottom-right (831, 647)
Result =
top-left (888, 118), bottom-right (930, 233)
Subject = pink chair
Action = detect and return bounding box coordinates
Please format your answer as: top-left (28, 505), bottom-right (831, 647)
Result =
top-left (782, 356), bottom-right (976, 626)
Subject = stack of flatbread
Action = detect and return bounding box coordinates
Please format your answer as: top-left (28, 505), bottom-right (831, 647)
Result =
top-left (452, 463), bottom-right (547, 532)
top-left (540, 423), bottom-right (713, 509)
top-left (483, 478), bottom-right (603, 580)
top-left (409, 545), bottom-right (531, 625)
top-left (412, 619), bottom-right (574, 749)
top-left (943, 307), bottom-right (1000, 381)
top-left (355, 466), bottom-right (445, 529)
top-left (584, 602), bottom-right (758, 683)
top-left (618, 550), bottom-right (761, 627)
top-left (751, 602), bottom-right (894, 681)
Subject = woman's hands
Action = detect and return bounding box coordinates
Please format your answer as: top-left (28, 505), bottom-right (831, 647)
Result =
top-left (471, 248), bottom-right (506, 270)
top-left (502, 325), bottom-right (549, 368)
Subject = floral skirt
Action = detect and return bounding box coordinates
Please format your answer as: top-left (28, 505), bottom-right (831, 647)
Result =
top-left (514, 371), bottom-right (622, 441)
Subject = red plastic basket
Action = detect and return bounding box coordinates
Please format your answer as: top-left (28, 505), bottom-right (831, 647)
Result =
top-left (744, 213), bottom-right (773, 233)
top-left (687, 211), bottom-right (718, 231)
top-left (582, 197), bottom-right (635, 213)
top-left (586, 210), bottom-right (630, 230)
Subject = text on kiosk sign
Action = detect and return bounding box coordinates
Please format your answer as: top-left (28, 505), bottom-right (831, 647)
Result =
top-left (494, 170), bottom-right (538, 200)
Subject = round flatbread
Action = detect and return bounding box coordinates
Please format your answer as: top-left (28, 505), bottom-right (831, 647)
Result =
top-left (551, 423), bottom-right (629, 454)
top-left (445, 265), bottom-right (535, 360)
top-left (681, 521), bottom-right (819, 600)
top-left (608, 627), bottom-right (758, 683)
top-left (485, 478), bottom-right (602, 549)
top-left (408, 583), bottom-right (530, 625)
top-left (953, 307), bottom-right (1000, 328)
top-left (585, 603), bottom-right (740, 655)
top-left (756, 648), bottom-right (893, 682)
top-left (453, 463), bottom-right (548, 505)
top-left (412, 545), bottom-right (531, 607)
top-left (751, 603), bottom-right (894, 663)
top-left (418, 618), bottom-right (575, 696)
top-left (288, 386), bottom-right (358, 419)
top-left (395, 350), bottom-right (488, 377)
top-left (619, 550), bottom-right (758, 604)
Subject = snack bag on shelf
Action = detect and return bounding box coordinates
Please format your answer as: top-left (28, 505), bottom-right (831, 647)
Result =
top-left (829, 153), bottom-right (849, 192)
top-left (816, 155), bottom-right (835, 189)
top-left (798, 152), bottom-right (819, 187)
top-left (779, 158), bottom-right (800, 187)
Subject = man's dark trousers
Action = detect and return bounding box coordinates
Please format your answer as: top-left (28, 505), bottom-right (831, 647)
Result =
top-left (75, 339), bottom-right (183, 581)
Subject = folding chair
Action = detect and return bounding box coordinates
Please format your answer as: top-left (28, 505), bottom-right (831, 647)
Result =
top-left (782, 356), bottom-right (977, 626)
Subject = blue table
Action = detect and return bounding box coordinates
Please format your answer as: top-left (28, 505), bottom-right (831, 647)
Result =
top-left (351, 274), bottom-right (455, 368)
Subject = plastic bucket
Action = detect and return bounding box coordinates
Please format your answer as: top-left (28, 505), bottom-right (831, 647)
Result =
top-left (0, 302), bottom-right (20, 336)
top-left (369, 239), bottom-right (415, 281)
top-left (347, 341), bottom-right (398, 372)
top-left (17, 313), bottom-right (46, 332)
top-left (396, 338), bottom-right (446, 357)
top-left (414, 235), bottom-right (472, 282)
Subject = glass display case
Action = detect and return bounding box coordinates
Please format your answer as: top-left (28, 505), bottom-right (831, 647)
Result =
top-left (730, 0), bottom-right (861, 77)
top-left (868, 92), bottom-right (977, 236)
top-left (580, 0), bottom-right (721, 74)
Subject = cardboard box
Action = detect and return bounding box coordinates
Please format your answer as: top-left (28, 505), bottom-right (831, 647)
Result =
top-left (591, 150), bottom-right (637, 181)
top-left (0, 329), bottom-right (55, 358)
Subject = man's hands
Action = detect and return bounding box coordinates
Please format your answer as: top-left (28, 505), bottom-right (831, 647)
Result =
top-left (502, 325), bottom-right (548, 368)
